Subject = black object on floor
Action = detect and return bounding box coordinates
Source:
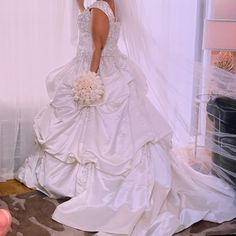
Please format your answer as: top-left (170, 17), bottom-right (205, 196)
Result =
top-left (207, 96), bottom-right (236, 187)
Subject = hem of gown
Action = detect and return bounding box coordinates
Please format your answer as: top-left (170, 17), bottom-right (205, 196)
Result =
top-left (52, 203), bottom-right (236, 235)
top-left (52, 214), bottom-right (100, 233)
top-left (16, 139), bottom-right (236, 236)
top-left (15, 170), bottom-right (60, 199)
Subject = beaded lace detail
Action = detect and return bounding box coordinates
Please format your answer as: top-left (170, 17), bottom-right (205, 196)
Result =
top-left (77, 1), bottom-right (121, 58)
top-left (90, 1), bottom-right (116, 22)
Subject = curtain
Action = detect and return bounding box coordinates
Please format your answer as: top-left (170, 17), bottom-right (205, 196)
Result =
top-left (0, 0), bottom-right (204, 181)
top-left (0, 0), bottom-right (76, 181)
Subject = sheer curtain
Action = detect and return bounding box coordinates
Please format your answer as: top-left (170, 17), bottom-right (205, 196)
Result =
top-left (0, 0), bottom-right (204, 181)
top-left (0, 0), bottom-right (76, 181)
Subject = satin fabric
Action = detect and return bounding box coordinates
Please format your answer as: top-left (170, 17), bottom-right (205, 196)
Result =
top-left (16, 1), bottom-right (236, 235)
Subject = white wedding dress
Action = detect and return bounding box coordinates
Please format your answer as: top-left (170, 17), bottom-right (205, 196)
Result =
top-left (17, 1), bottom-right (236, 236)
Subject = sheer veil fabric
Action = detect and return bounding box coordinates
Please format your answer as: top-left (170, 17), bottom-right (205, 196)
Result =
top-left (70, 0), bottom-right (199, 143)
top-left (0, 0), bottom-right (234, 235)
top-left (14, 0), bottom-right (236, 235)
top-left (1, 0), bottom-right (234, 185)
top-left (114, 0), bottom-right (236, 186)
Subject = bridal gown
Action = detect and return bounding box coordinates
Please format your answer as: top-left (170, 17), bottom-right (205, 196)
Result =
top-left (16, 1), bottom-right (236, 236)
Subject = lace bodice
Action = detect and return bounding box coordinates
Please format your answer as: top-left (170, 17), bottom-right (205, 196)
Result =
top-left (77, 1), bottom-right (121, 58)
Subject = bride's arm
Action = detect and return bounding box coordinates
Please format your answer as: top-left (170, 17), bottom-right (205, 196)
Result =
top-left (76, 0), bottom-right (85, 12)
top-left (90, 9), bottom-right (109, 73)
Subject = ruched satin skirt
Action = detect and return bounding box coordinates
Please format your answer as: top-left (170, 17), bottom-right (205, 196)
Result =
top-left (17, 52), bottom-right (236, 236)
